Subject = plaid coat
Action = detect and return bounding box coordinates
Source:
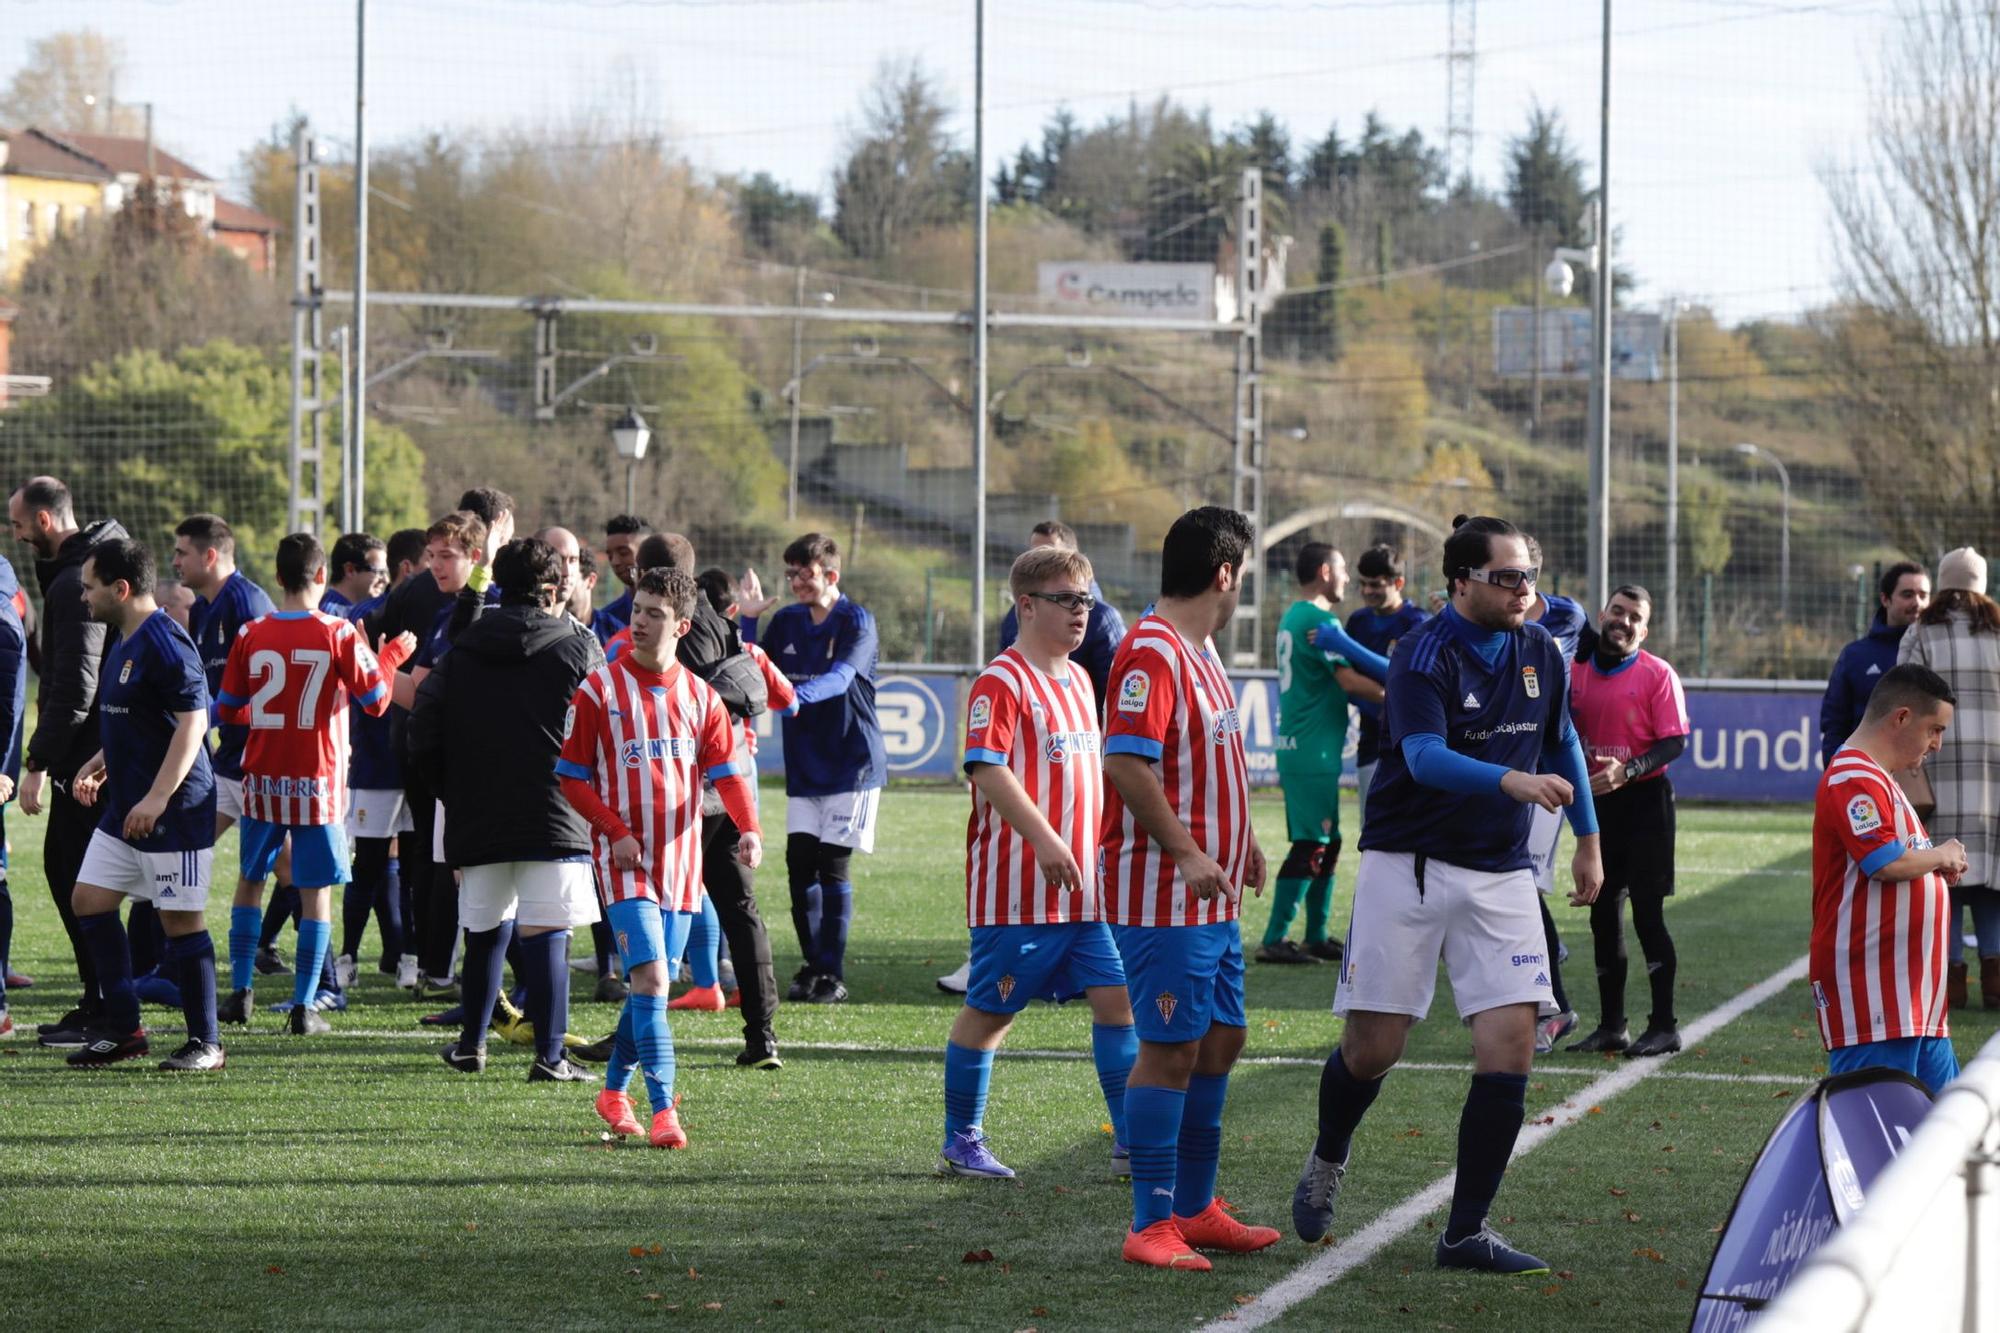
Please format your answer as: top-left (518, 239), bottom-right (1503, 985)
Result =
top-left (1898, 613), bottom-right (2000, 884)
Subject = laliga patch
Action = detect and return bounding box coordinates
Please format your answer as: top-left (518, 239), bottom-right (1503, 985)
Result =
top-left (1522, 665), bottom-right (1540, 699)
top-left (1847, 794), bottom-right (1882, 836)
top-left (119, 660), bottom-right (133, 684)
top-left (562, 704), bottom-right (576, 739)
top-left (967, 695), bottom-right (992, 733)
top-left (1118, 669), bottom-right (1151, 714)
top-left (1155, 990), bottom-right (1178, 1025)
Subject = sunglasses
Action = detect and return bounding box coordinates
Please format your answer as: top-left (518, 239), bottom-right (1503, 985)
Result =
top-left (1026, 591), bottom-right (1096, 613)
top-left (1463, 566), bottom-right (1539, 591)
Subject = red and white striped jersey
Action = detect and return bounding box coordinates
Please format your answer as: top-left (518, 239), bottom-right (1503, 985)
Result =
top-left (217, 610), bottom-right (393, 825)
top-left (1811, 747), bottom-right (1951, 1049)
top-left (1099, 613), bottom-right (1253, 927)
top-left (744, 642), bottom-right (795, 760)
top-left (962, 648), bottom-right (1103, 926)
top-left (557, 655), bottom-right (736, 910)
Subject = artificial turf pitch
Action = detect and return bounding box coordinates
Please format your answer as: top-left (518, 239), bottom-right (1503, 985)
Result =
top-left (0, 786), bottom-right (1991, 1331)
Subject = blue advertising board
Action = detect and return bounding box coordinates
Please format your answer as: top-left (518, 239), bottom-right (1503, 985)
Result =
top-left (752, 669), bottom-right (1828, 805)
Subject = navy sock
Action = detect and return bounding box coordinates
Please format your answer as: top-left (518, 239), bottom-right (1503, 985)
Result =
top-left (382, 856), bottom-right (407, 960)
top-left (458, 922), bottom-right (514, 1051)
top-left (77, 910), bottom-right (140, 1034)
top-left (942, 1041), bottom-right (994, 1143)
top-left (798, 881), bottom-right (823, 968)
top-left (1092, 1023), bottom-right (1138, 1146)
top-left (815, 880), bottom-right (852, 978)
top-left (260, 883), bottom-right (300, 950)
top-left (341, 880), bottom-right (373, 962)
top-left (1173, 1072), bottom-right (1228, 1219)
top-left (291, 918), bottom-right (331, 1010)
top-left (591, 919), bottom-right (615, 976)
top-left (516, 929), bottom-right (569, 1064)
top-left (228, 905), bottom-right (260, 992)
top-left (319, 936), bottom-right (340, 997)
top-left (632, 993), bottom-right (675, 1111)
top-left (1124, 1085), bottom-right (1187, 1231)
top-left (166, 931), bottom-right (219, 1045)
top-left (128, 901), bottom-right (163, 976)
top-left (0, 876), bottom-right (13, 975)
top-left (1315, 1048), bottom-right (1384, 1165)
top-left (1446, 1072), bottom-right (1530, 1242)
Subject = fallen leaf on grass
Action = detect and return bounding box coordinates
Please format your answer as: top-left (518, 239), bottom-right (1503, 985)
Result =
top-left (1401, 1127), bottom-right (1424, 1138)
top-left (702, 1302), bottom-right (723, 1311)
top-left (265, 1265), bottom-right (284, 1276)
top-left (1031, 1308), bottom-right (1049, 1317)
top-left (625, 1268), bottom-right (641, 1277)
top-left (1622, 1210), bottom-right (1642, 1223)
top-left (1633, 1247), bottom-right (1665, 1263)
top-left (1587, 1106), bottom-right (1604, 1115)
top-left (643, 1293), bottom-right (662, 1302)
top-left (1101, 1122), bottom-right (1114, 1136)
top-left (1542, 1285), bottom-right (1562, 1295)
top-left (771, 1299), bottom-right (787, 1308)
top-left (963, 1249), bottom-right (996, 1264)
top-left (1771, 1089), bottom-right (1794, 1099)
top-left (464, 1223), bottom-right (478, 1233)
top-left (648, 1244), bottom-right (662, 1255)
top-left (1233, 1294), bottom-right (1255, 1306)
top-left (629, 1247), bottom-right (646, 1259)
top-left (1051, 1186), bottom-right (1071, 1195)
top-left (1608, 1187), bottom-right (1628, 1197)
top-left (687, 1267), bottom-right (699, 1280)
top-left (1557, 1270), bottom-right (1576, 1280)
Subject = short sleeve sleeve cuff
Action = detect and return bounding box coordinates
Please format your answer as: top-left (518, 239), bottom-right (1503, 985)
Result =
top-left (1105, 735), bottom-right (1164, 761)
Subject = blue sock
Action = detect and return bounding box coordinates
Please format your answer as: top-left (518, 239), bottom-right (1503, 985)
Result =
top-left (1124, 1085), bottom-right (1187, 1232)
top-left (688, 896), bottom-right (721, 988)
top-left (381, 856), bottom-right (406, 959)
top-left (1173, 1072), bottom-right (1228, 1220)
top-left (291, 917), bottom-right (331, 1009)
top-left (815, 880), bottom-right (852, 978)
top-left (515, 929), bottom-right (569, 1065)
top-left (458, 923), bottom-right (513, 1051)
top-left (606, 1001), bottom-right (638, 1094)
top-left (799, 880), bottom-right (823, 967)
top-left (260, 883), bottom-right (300, 949)
top-left (1091, 1023), bottom-right (1138, 1146)
top-left (1446, 1072), bottom-right (1529, 1243)
top-left (942, 1041), bottom-right (994, 1143)
top-left (632, 993), bottom-right (676, 1111)
top-left (166, 931), bottom-right (219, 1045)
top-left (77, 910), bottom-right (140, 1034)
top-left (229, 905), bottom-right (261, 992)
top-left (1315, 1048), bottom-right (1384, 1165)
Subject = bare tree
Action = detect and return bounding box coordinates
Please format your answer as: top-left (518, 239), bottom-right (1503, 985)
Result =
top-left (1820, 0), bottom-right (2000, 556)
top-left (0, 29), bottom-right (145, 134)
top-left (832, 58), bottom-right (971, 261)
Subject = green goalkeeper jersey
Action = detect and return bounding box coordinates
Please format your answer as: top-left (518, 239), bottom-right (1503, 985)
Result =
top-left (1275, 598), bottom-right (1351, 773)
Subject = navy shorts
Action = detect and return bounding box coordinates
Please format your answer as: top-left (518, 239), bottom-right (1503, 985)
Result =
top-left (1112, 920), bottom-right (1245, 1043)
top-left (964, 921), bottom-right (1126, 1015)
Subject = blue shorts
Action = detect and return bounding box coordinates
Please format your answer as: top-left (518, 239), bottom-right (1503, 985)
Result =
top-left (965, 921), bottom-right (1127, 1015)
top-left (606, 898), bottom-right (695, 974)
top-left (1112, 920), bottom-right (1245, 1044)
top-left (239, 819), bottom-right (350, 890)
top-left (1828, 1036), bottom-right (1961, 1096)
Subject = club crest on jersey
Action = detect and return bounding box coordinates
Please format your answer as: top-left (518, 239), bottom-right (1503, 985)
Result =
top-left (1155, 990), bottom-right (1177, 1025)
top-left (1045, 732), bottom-right (1069, 764)
top-left (1522, 666), bottom-right (1540, 699)
top-left (562, 704), bottom-right (576, 739)
top-left (996, 974), bottom-right (1016, 1003)
top-left (1118, 669), bottom-right (1150, 714)
top-left (1210, 707), bottom-right (1241, 745)
top-left (1847, 794), bottom-right (1882, 835)
top-left (968, 695), bottom-right (992, 733)
top-left (119, 660), bottom-right (133, 684)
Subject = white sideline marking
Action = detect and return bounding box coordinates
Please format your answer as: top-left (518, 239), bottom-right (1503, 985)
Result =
top-left (298, 1031), bottom-right (1812, 1085)
top-left (1195, 954), bottom-right (1811, 1333)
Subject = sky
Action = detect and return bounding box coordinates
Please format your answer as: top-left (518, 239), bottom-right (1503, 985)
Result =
top-left (0, 0), bottom-right (1897, 324)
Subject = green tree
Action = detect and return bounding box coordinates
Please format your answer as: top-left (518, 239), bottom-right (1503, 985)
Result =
top-left (1504, 103), bottom-right (1589, 247)
top-left (734, 172), bottom-right (819, 253)
top-left (832, 59), bottom-right (972, 260)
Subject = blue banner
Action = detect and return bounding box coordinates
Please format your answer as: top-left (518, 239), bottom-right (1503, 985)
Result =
top-left (753, 672), bottom-right (1827, 804)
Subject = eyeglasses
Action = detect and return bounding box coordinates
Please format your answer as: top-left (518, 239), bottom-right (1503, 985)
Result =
top-left (1026, 591), bottom-right (1096, 613)
top-left (1463, 566), bottom-right (1539, 591)
top-left (784, 567), bottom-right (818, 584)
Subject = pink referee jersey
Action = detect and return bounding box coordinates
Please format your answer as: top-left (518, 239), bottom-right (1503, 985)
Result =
top-left (1811, 747), bottom-right (1951, 1049)
top-left (216, 609), bottom-right (395, 825)
top-left (557, 655), bottom-right (737, 911)
top-left (962, 648), bottom-right (1104, 926)
top-left (1099, 613), bottom-right (1252, 927)
top-left (1570, 649), bottom-right (1689, 782)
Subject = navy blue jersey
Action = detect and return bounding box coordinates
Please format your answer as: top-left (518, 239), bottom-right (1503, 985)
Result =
top-left (1533, 593), bottom-right (1589, 661)
top-left (764, 595), bottom-right (885, 796)
top-left (98, 610), bottom-right (216, 852)
top-left (345, 593), bottom-right (400, 791)
top-left (414, 601), bottom-right (455, 671)
top-left (319, 587), bottom-right (354, 616)
top-left (192, 571), bottom-right (274, 780)
top-left (593, 587), bottom-right (634, 647)
top-left (1359, 607), bottom-right (1575, 873)
top-left (1345, 600), bottom-right (1429, 766)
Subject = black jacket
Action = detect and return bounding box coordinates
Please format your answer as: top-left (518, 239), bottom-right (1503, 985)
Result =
top-left (682, 598), bottom-right (767, 721)
top-left (407, 600), bottom-right (604, 867)
top-left (27, 518), bottom-right (126, 781)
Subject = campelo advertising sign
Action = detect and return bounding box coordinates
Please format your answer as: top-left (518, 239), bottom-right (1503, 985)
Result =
top-left (1036, 262), bottom-right (1215, 321)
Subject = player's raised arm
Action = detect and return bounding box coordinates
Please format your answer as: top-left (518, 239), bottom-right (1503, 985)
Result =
top-left (791, 605), bottom-right (878, 706)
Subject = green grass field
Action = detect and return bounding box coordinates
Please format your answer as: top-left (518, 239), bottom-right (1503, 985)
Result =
top-left (0, 787), bottom-right (1993, 1331)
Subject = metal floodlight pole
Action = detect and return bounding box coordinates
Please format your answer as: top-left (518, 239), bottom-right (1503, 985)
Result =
top-left (1587, 0), bottom-right (1613, 608)
top-left (1231, 166), bottom-right (1266, 666)
top-left (788, 266), bottom-right (804, 522)
top-left (1664, 302), bottom-right (1680, 644)
top-left (352, 0), bottom-right (370, 532)
top-left (969, 0), bottom-right (990, 667)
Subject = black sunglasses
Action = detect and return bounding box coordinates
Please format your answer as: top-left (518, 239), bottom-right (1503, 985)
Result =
top-left (1026, 591), bottom-right (1096, 613)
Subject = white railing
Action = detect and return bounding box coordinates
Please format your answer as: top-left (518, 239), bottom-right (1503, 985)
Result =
top-left (1756, 1031), bottom-right (2000, 1333)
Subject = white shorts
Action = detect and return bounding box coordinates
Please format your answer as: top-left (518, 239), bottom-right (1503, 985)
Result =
top-left (78, 829), bottom-right (213, 912)
top-left (346, 788), bottom-right (414, 840)
top-left (1527, 804), bottom-right (1564, 896)
top-left (1334, 849), bottom-right (1555, 1023)
top-left (459, 860), bottom-right (602, 932)
top-left (433, 799), bottom-right (447, 865)
top-left (786, 788), bottom-right (881, 854)
top-left (215, 777), bottom-right (245, 825)
top-left (1356, 761), bottom-right (1378, 826)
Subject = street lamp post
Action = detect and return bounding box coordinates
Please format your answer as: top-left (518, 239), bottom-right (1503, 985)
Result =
top-left (611, 407), bottom-right (651, 514)
top-left (1735, 442), bottom-right (1790, 622)
top-left (1664, 299), bottom-right (1688, 646)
